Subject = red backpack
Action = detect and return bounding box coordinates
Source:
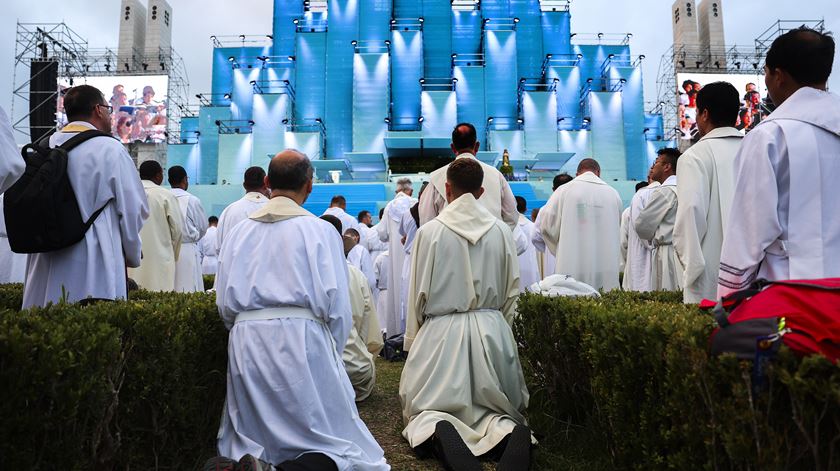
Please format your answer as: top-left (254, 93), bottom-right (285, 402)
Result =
top-left (701, 278), bottom-right (840, 362)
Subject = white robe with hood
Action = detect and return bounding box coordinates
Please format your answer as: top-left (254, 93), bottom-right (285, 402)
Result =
top-left (539, 172), bottom-right (622, 291)
top-left (517, 214), bottom-right (540, 291)
top-left (128, 180), bottom-right (183, 291)
top-left (215, 196), bottom-right (388, 470)
top-left (635, 176), bottom-right (683, 291)
top-left (323, 206), bottom-right (359, 234)
top-left (673, 127), bottom-right (742, 303)
top-left (171, 188), bottom-right (208, 292)
top-left (199, 225), bottom-right (219, 275)
top-left (623, 181), bottom-right (661, 291)
top-left (376, 192), bottom-right (416, 336)
top-left (343, 263), bottom-right (384, 402)
top-left (399, 193), bottom-right (531, 456)
top-left (719, 87), bottom-right (840, 296)
top-left (23, 121), bottom-right (148, 307)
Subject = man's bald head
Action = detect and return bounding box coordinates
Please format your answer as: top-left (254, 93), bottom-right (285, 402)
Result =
top-left (268, 149), bottom-right (313, 191)
top-left (451, 122), bottom-right (480, 155)
top-left (576, 158), bottom-right (601, 177)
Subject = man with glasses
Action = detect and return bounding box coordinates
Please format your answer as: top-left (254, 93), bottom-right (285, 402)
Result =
top-left (22, 84), bottom-right (148, 308)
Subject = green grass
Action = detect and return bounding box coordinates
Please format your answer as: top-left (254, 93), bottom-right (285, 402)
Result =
top-left (358, 358), bottom-right (611, 470)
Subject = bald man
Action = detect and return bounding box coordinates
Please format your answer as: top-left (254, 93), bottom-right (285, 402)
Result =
top-left (539, 158), bottom-right (622, 291)
top-left (213, 149), bottom-right (388, 470)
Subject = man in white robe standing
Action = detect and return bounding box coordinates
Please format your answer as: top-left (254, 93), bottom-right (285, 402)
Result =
top-left (358, 210), bottom-right (387, 262)
top-left (673, 81), bottom-right (743, 303)
top-left (419, 123), bottom-right (518, 230)
top-left (400, 158), bottom-right (532, 471)
top-left (322, 195), bottom-right (359, 234)
top-left (216, 166), bottom-right (269, 249)
top-left (634, 148), bottom-right (683, 291)
top-left (719, 28), bottom-right (840, 295)
top-left (20, 85), bottom-right (148, 308)
top-left (539, 159), bottom-right (622, 291)
top-left (199, 216), bottom-right (219, 276)
top-left (398, 202), bottom-right (421, 333)
top-left (128, 160), bottom-right (183, 292)
top-left (515, 196), bottom-right (540, 291)
top-left (213, 149), bottom-right (388, 470)
top-left (0, 105), bottom-right (24, 193)
top-left (169, 165), bottom-right (208, 292)
top-left (622, 180), bottom-right (660, 291)
top-left (532, 173), bottom-right (572, 278)
top-left (377, 178), bottom-right (416, 337)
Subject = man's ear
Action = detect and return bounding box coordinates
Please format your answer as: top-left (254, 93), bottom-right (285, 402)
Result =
top-left (473, 141), bottom-right (480, 154)
top-left (474, 187), bottom-right (485, 199)
top-left (444, 181), bottom-right (452, 201)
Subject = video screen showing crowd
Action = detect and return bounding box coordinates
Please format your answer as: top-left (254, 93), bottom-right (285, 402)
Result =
top-left (1, 26), bottom-right (838, 471)
top-left (678, 76), bottom-right (772, 139)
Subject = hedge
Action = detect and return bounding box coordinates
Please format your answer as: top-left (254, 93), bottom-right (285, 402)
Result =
top-left (0, 285), bottom-right (227, 470)
top-left (514, 291), bottom-right (840, 470)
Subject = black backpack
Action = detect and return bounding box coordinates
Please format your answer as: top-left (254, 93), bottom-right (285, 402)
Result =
top-left (4, 130), bottom-right (113, 253)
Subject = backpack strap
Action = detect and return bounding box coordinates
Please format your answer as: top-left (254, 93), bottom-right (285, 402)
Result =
top-left (58, 129), bottom-right (114, 152)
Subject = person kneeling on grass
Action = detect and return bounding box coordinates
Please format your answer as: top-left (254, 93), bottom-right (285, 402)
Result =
top-left (399, 158), bottom-right (534, 471)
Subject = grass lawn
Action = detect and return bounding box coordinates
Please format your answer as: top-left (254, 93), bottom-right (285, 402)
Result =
top-left (357, 358), bottom-right (611, 471)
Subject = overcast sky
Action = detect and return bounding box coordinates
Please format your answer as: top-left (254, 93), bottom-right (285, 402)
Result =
top-left (1, 0), bottom-right (838, 131)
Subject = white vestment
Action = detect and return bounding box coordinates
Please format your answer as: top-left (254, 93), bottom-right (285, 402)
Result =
top-left (719, 87), bottom-right (840, 296)
top-left (517, 214), bottom-right (540, 291)
top-left (373, 251), bottom-right (390, 330)
top-left (399, 209), bottom-right (419, 334)
top-left (215, 196), bottom-right (388, 470)
top-left (531, 210), bottom-right (555, 278)
top-left (634, 176), bottom-right (683, 291)
top-left (171, 188), bottom-right (208, 292)
top-left (199, 225), bottom-right (219, 275)
top-left (0, 195), bottom-right (26, 283)
top-left (376, 192), bottom-right (416, 336)
top-left (347, 243), bottom-right (376, 293)
top-left (673, 127), bottom-right (742, 303)
top-left (23, 122), bottom-right (148, 308)
top-left (539, 172), bottom-right (622, 291)
top-left (322, 206), bottom-right (359, 234)
top-left (623, 182), bottom-right (661, 292)
top-left (0, 106), bottom-right (25, 194)
top-left (419, 153), bottom-right (519, 230)
top-left (217, 192), bottom-right (268, 249)
top-left (361, 222), bottom-right (387, 261)
top-left (343, 263), bottom-right (384, 402)
top-left (620, 207), bottom-right (630, 273)
top-left (400, 193), bottom-right (530, 456)
top-left (128, 180), bottom-right (183, 292)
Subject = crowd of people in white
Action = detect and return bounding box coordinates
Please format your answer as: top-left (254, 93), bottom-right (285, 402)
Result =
top-left (0, 27), bottom-right (837, 471)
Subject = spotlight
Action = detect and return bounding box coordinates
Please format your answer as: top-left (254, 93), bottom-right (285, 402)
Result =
top-left (419, 78), bottom-right (425, 84)
top-left (570, 33), bottom-right (577, 38)
top-left (642, 127), bottom-right (650, 134)
top-left (282, 118), bottom-right (289, 124)
top-left (223, 93), bottom-right (231, 99)
top-left (214, 120), bottom-right (221, 126)
top-left (608, 53), bottom-right (615, 59)
top-left (210, 35), bottom-right (216, 41)
top-left (384, 117), bottom-right (390, 124)
top-left (418, 17), bottom-right (424, 23)
top-left (513, 17), bottom-right (520, 23)
top-left (288, 55), bottom-right (296, 61)
top-left (752, 62), bottom-right (759, 69)
top-left (248, 120), bottom-right (255, 126)
top-left (239, 34), bottom-right (246, 40)
top-left (735, 61), bottom-right (742, 69)
top-left (390, 18), bottom-right (396, 25)
top-left (678, 60), bottom-right (686, 68)
top-left (557, 117), bottom-right (565, 122)
top-left (315, 118), bottom-right (323, 125)
top-left (452, 78), bottom-right (458, 83)
top-left (586, 78), bottom-right (593, 84)
top-left (484, 18), bottom-right (490, 24)
top-left (384, 40), bottom-right (391, 46)
top-left (576, 53), bottom-right (583, 59)
top-left (234, 128), bottom-right (240, 134)
top-left (228, 56), bottom-right (235, 62)
top-left (638, 54), bottom-right (645, 60)
top-left (195, 94), bottom-right (202, 99)
top-left (626, 33), bottom-right (633, 38)
top-left (142, 62), bottom-right (148, 70)
top-left (451, 53), bottom-right (458, 59)
top-left (351, 40), bottom-right (357, 46)
top-left (546, 54), bottom-right (553, 59)
top-left (195, 131), bottom-right (201, 137)
top-left (620, 78), bottom-right (626, 83)
top-left (519, 78), bottom-right (526, 83)
top-left (293, 18), bottom-right (299, 24)
top-left (250, 80), bottom-right (256, 85)
top-left (583, 118), bottom-right (590, 124)
top-left (695, 61), bottom-right (703, 68)
top-left (517, 118), bottom-right (524, 124)
top-left (418, 116), bottom-right (424, 123)
top-left (160, 62), bottom-right (166, 70)
top-left (714, 61), bottom-right (721, 69)
top-left (488, 117), bottom-right (494, 123)
top-left (267, 34), bottom-right (273, 40)
top-left (597, 32), bottom-right (604, 39)
top-left (553, 78), bottom-right (559, 83)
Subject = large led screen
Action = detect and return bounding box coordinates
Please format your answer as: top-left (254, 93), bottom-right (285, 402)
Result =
top-left (675, 73), bottom-right (769, 140)
top-left (58, 75), bottom-right (169, 143)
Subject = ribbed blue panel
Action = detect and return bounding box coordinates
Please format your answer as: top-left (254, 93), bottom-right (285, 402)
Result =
top-left (421, 91), bottom-right (457, 137)
top-left (391, 31), bottom-right (423, 124)
top-left (272, 0), bottom-right (302, 56)
top-left (488, 130), bottom-right (524, 157)
top-left (180, 116), bottom-right (199, 135)
top-left (217, 134), bottom-right (253, 185)
top-left (421, 0), bottom-right (451, 78)
top-left (353, 54), bottom-right (389, 152)
top-left (482, 0), bottom-right (510, 18)
top-left (196, 106), bottom-right (231, 184)
top-left (484, 31), bottom-right (518, 121)
top-left (294, 33), bottom-right (326, 121)
top-left (167, 144), bottom-right (200, 183)
top-left (452, 12), bottom-right (482, 55)
top-left (644, 113), bottom-right (664, 139)
top-left (212, 47), bottom-right (265, 105)
top-left (325, 0), bottom-right (359, 159)
top-left (574, 44), bottom-right (630, 83)
top-left (541, 11), bottom-right (571, 55)
top-left (609, 65), bottom-right (646, 180)
top-left (393, 0), bottom-right (422, 18)
top-left (523, 91), bottom-right (557, 156)
top-left (546, 65), bottom-right (581, 128)
top-left (589, 92), bottom-right (627, 180)
top-left (230, 68), bottom-right (260, 121)
top-left (360, 0), bottom-right (391, 42)
top-left (285, 132), bottom-right (322, 160)
top-left (454, 66), bottom-right (486, 147)
top-left (557, 129), bottom-right (592, 173)
top-left (252, 93), bottom-right (291, 166)
top-left (510, 0), bottom-right (543, 78)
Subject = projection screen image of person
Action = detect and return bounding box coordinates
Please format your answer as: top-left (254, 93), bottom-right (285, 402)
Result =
top-left (675, 72), bottom-right (769, 140)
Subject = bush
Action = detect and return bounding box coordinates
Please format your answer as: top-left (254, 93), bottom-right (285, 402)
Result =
top-left (514, 291), bottom-right (840, 470)
top-left (203, 275), bottom-right (215, 291)
top-left (0, 285), bottom-right (227, 470)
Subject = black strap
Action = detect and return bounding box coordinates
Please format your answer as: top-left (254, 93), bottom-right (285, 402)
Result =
top-left (83, 199), bottom-right (112, 229)
top-left (58, 129), bottom-right (113, 152)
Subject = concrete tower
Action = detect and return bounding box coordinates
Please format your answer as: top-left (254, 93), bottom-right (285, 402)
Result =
top-left (698, 0), bottom-right (726, 68)
top-left (118, 0), bottom-right (147, 72)
top-left (671, 0), bottom-right (699, 48)
top-left (145, 0), bottom-right (173, 71)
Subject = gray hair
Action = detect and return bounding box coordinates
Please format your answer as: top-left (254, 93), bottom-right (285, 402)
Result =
top-left (396, 178), bottom-right (413, 193)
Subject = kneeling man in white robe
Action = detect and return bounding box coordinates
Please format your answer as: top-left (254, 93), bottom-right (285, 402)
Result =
top-left (399, 158), bottom-right (532, 471)
top-left (214, 150), bottom-right (389, 470)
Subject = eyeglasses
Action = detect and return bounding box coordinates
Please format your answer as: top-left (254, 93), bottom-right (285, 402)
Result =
top-left (98, 104), bottom-right (113, 114)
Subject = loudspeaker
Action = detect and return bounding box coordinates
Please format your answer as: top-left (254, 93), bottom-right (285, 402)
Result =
top-left (29, 59), bottom-right (59, 143)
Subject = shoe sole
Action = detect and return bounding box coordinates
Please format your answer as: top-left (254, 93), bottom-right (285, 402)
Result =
top-left (434, 421), bottom-right (482, 471)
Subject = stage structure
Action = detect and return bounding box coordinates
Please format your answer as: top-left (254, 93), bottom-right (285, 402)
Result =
top-left (11, 11), bottom-right (190, 164)
top-left (655, 0), bottom-right (825, 145)
top-left (169, 0), bottom-right (672, 189)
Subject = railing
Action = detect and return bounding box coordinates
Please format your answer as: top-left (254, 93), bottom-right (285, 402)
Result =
top-left (216, 120), bottom-right (255, 134)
